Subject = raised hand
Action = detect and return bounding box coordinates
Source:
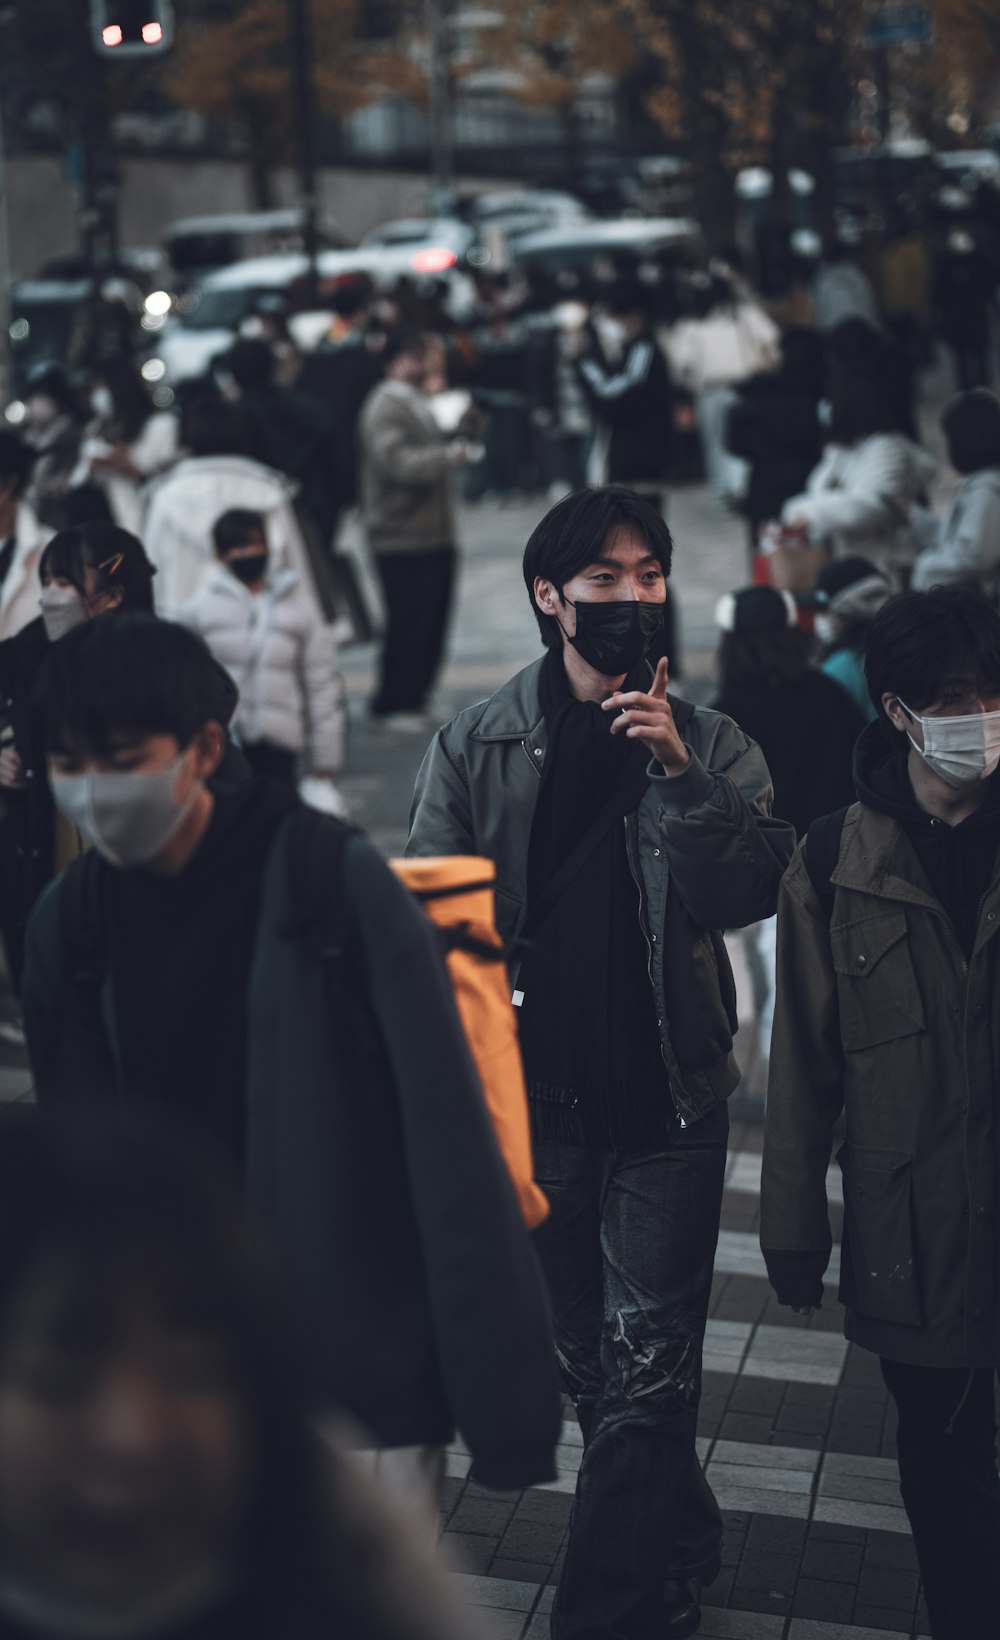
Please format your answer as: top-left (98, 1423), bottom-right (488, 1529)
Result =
top-left (602, 656), bottom-right (690, 773)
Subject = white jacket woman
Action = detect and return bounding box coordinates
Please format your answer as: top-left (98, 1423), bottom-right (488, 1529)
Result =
top-left (910, 467), bottom-right (1000, 593)
top-left (782, 432), bottom-right (935, 573)
top-left (180, 568), bottom-right (344, 776)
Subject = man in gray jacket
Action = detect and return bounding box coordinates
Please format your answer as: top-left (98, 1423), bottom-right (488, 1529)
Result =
top-left (359, 329), bottom-right (467, 730)
top-left (407, 486), bottom-right (794, 1640)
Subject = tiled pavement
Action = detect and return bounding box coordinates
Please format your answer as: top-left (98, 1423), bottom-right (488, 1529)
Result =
top-left (444, 1115), bottom-right (932, 1640)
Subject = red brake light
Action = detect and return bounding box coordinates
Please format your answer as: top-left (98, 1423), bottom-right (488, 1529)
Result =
top-left (410, 247), bottom-right (458, 273)
top-left (102, 23), bottom-right (124, 45)
top-left (142, 20), bottom-right (163, 41)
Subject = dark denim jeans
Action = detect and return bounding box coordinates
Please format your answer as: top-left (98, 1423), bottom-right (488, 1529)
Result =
top-left (533, 1103), bottom-right (729, 1640)
top-left (881, 1358), bottom-right (1000, 1640)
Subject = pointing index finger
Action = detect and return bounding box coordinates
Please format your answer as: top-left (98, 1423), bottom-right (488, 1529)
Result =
top-left (650, 656), bottom-right (670, 701)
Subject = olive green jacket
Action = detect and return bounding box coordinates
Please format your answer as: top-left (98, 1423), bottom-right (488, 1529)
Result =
top-left (761, 801), bottom-right (1000, 1367)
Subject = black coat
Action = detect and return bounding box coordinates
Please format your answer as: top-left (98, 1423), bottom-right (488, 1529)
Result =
top-left (711, 668), bottom-right (865, 840)
top-left (726, 370), bottom-right (823, 529)
top-left (24, 811), bottom-right (562, 1486)
top-left (577, 329), bottom-right (674, 484)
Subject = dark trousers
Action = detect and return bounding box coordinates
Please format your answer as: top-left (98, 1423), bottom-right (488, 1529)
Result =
top-left (881, 1358), bottom-right (1000, 1640)
top-left (243, 742), bottom-right (298, 789)
top-left (372, 545), bottom-right (455, 718)
top-left (533, 1104), bottom-right (728, 1640)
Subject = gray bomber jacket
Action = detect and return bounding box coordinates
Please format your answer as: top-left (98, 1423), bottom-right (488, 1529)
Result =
top-left (407, 657), bottom-right (795, 1126)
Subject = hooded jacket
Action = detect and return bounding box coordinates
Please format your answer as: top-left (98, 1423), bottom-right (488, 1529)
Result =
top-left (180, 569), bottom-right (344, 773)
top-left (782, 434), bottom-right (935, 574)
top-left (406, 657), bottom-right (795, 1127)
top-left (761, 718), bottom-right (1000, 1367)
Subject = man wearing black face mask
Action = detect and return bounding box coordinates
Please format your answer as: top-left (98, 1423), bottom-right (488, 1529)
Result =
top-left (407, 486), bottom-right (794, 1640)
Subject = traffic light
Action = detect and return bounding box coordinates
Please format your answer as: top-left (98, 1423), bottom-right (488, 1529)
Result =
top-left (90, 0), bottom-right (175, 56)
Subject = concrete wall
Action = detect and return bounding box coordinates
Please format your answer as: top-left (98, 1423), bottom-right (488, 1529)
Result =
top-left (6, 153), bottom-right (508, 278)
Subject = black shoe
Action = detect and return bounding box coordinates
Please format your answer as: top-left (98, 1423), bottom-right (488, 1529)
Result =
top-left (660, 1577), bottom-right (704, 1639)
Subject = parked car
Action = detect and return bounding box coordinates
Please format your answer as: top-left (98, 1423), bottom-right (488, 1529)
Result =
top-left (510, 216), bottom-right (700, 283)
top-left (165, 210), bottom-right (352, 287)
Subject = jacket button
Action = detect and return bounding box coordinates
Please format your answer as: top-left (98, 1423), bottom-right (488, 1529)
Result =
top-left (857, 954), bottom-right (867, 966)
top-left (533, 748), bottom-right (542, 759)
top-left (651, 933), bottom-right (657, 943)
top-left (24, 769), bottom-right (33, 781)
top-left (653, 848), bottom-right (661, 857)
top-left (989, 912), bottom-right (997, 923)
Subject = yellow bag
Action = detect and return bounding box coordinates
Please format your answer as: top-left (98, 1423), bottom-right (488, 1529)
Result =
top-left (391, 856), bottom-right (549, 1231)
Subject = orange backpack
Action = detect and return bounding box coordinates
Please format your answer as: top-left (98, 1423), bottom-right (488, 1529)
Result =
top-left (391, 856), bottom-right (549, 1231)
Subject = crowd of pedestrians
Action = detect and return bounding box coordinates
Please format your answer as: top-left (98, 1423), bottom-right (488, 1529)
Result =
top-left (0, 205), bottom-right (999, 1640)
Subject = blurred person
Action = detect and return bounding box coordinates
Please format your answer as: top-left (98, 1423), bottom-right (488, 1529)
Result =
top-left (240, 293), bottom-right (302, 387)
top-left (297, 280), bottom-right (382, 544)
top-left (575, 282), bottom-right (674, 508)
top-left (143, 398), bottom-right (330, 621)
top-left (0, 525), bottom-right (156, 1008)
top-left (21, 368), bottom-right (85, 534)
top-left (0, 432), bottom-right (50, 644)
top-left (932, 225), bottom-right (998, 391)
top-left (827, 315), bottom-right (917, 441)
top-left (710, 585), bottom-right (865, 1067)
top-left (72, 356), bottom-right (179, 536)
top-left (542, 296), bottom-right (594, 498)
top-left (911, 388), bottom-right (1000, 595)
top-left (812, 234), bottom-right (881, 334)
top-left (180, 508), bottom-right (345, 804)
top-left (407, 486), bottom-right (795, 1640)
top-left (761, 587), bottom-right (1000, 1640)
top-left (726, 327), bottom-right (825, 549)
top-left (667, 268), bottom-right (780, 505)
top-left (811, 555), bottom-right (893, 722)
top-left (359, 329), bottom-right (470, 730)
top-left (781, 364), bottom-right (934, 577)
top-left (23, 615), bottom-right (561, 1507)
top-left (0, 1105), bottom-right (471, 1640)
top-left (217, 339), bottom-right (337, 544)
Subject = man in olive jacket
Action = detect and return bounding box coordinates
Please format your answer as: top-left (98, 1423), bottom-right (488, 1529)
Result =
top-left (408, 487), bottom-right (794, 1640)
top-left (23, 614), bottom-right (562, 1510)
top-left (761, 586), bottom-right (1000, 1640)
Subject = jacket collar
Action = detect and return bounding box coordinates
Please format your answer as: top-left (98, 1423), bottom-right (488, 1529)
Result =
top-left (832, 803), bottom-right (991, 919)
top-left (466, 654), bottom-right (697, 743)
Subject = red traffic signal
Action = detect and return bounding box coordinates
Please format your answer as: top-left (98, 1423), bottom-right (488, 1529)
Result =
top-left (90, 0), bottom-right (174, 56)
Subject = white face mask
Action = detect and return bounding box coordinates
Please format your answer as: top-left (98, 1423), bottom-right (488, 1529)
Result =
top-left (50, 753), bottom-right (201, 869)
top-left (39, 585), bottom-right (88, 643)
top-left (814, 612), bottom-right (837, 647)
top-left (897, 697), bottom-right (1000, 789)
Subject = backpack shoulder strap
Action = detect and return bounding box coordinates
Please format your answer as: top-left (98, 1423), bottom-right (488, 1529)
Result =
top-left (58, 849), bottom-right (107, 986)
top-left (804, 805), bottom-right (851, 920)
top-left (278, 805), bottom-right (360, 960)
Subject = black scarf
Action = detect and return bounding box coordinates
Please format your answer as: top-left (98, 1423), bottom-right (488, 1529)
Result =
top-left (518, 650), bottom-right (672, 1148)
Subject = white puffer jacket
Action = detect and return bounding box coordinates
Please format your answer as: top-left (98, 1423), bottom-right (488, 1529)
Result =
top-left (782, 433), bottom-right (935, 573)
top-left (143, 454), bottom-right (324, 620)
top-left (180, 569), bottom-right (344, 774)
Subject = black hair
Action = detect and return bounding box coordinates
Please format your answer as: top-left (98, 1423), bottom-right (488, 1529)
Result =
top-left (828, 362), bottom-right (896, 445)
top-left (865, 586), bottom-right (1000, 720)
top-left (181, 395), bottom-right (254, 458)
top-left (92, 354), bottom-right (154, 444)
top-left (381, 327), bottom-right (427, 369)
top-left (39, 523), bottom-right (156, 613)
top-left (36, 613), bottom-right (230, 757)
top-left (0, 1107), bottom-right (373, 1635)
top-left (326, 277), bottom-right (372, 318)
top-left (26, 364), bottom-right (83, 420)
top-left (604, 280), bottom-right (651, 320)
top-left (942, 389), bottom-right (1000, 476)
top-left (522, 487), bottom-right (673, 651)
top-left (213, 508), bottom-right (267, 557)
top-left (225, 337), bottom-right (275, 392)
top-left (717, 628), bottom-right (811, 693)
top-left (0, 430), bottom-right (35, 498)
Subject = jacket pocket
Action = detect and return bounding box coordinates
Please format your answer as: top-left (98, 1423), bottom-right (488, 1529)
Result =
top-left (831, 912), bottom-right (925, 1050)
top-left (837, 1141), bottom-right (924, 1327)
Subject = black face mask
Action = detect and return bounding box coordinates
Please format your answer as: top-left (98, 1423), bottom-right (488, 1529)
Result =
top-left (226, 553), bottom-right (268, 586)
top-left (563, 598), bottom-right (664, 676)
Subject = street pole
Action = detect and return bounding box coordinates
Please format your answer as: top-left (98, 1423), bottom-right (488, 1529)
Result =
top-left (0, 85), bottom-right (10, 407)
top-left (287, 0), bottom-right (319, 301)
top-left (425, 0), bottom-right (452, 212)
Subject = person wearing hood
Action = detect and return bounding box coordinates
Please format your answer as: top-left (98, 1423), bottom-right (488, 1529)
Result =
top-left (761, 585), bottom-right (1000, 1640)
top-left (911, 388), bottom-right (1000, 596)
top-left (180, 508), bottom-right (345, 808)
top-left (812, 554), bottom-right (893, 722)
top-left (781, 363), bottom-right (934, 578)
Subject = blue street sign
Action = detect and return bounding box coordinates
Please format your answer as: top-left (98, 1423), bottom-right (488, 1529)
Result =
top-left (863, 4), bottom-right (933, 48)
